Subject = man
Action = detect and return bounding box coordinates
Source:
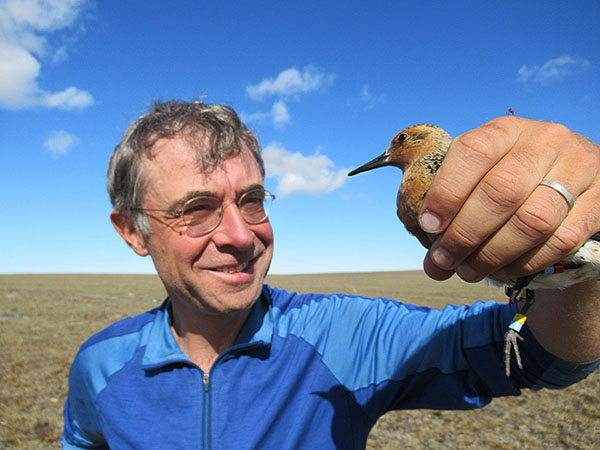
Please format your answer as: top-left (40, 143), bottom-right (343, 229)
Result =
top-left (62, 100), bottom-right (600, 449)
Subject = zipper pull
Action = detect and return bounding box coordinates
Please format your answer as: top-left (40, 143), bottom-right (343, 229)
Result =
top-left (203, 372), bottom-right (210, 392)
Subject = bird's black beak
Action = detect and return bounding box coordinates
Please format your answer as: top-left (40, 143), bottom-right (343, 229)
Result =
top-left (348, 152), bottom-right (389, 176)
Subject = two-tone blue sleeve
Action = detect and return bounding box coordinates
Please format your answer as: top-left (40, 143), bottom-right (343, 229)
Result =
top-left (271, 293), bottom-right (513, 415)
top-left (279, 293), bottom-right (598, 420)
top-left (61, 350), bottom-right (108, 449)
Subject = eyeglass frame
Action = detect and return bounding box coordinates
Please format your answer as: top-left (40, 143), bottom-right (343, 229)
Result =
top-left (129, 188), bottom-right (275, 237)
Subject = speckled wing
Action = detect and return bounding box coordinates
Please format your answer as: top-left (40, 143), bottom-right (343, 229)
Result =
top-left (395, 150), bottom-right (446, 249)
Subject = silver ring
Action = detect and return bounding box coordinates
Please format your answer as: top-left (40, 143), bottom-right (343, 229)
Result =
top-left (539, 180), bottom-right (574, 210)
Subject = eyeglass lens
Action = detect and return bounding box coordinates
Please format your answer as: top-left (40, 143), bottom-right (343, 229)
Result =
top-left (182, 190), bottom-right (273, 236)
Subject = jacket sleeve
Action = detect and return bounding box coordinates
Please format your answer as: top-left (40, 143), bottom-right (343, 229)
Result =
top-left (361, 298), bottom-right (600, 417)
top-left (61, 348), bottom-right (109, 449)
top-left (285, 293), bottom-right (599, 421)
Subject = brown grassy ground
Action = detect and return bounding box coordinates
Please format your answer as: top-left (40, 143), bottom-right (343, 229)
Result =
top-left (0, 273), bottom-right (598, 449)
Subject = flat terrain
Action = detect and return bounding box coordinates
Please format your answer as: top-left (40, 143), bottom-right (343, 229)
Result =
top-left (1, 272), bottom-right (598, 449)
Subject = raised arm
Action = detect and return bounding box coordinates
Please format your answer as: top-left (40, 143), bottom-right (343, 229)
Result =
top-left (419, 116), bottom-right (600, 361)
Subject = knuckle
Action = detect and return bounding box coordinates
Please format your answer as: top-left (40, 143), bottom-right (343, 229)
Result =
top-left (479, 171), bottom-right (523, 210)
top-left (511, 149), bottom-right (542, 177)
top-left (430, 176), bottom-right (464, 205)
top-left (540, 123), bottom-right (600, 169)
top-left (520, 259), bottom-right (540, 274)
top-left (548, 225), bottom-right (583, 255)
top-left (453, 129), bottom-right (500, 165)
top-left (519, 225), bottom-right (583, 274)
top-left (447, 221), bottom-right (481, 251)
top-left (512, 204), bottom-right (559, 239)
top-left (468, 247), bottom-right (505, 273)
top-left (576, 136), bottom-right (600, 167)
top-left (540, 122), bottom-right (571, 141)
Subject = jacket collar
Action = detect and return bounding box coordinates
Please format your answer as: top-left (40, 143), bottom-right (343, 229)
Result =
top-left (141, 286), bottom-right (274, 369)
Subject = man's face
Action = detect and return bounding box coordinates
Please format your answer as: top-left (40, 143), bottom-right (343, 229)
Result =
top-left (136, 135), bottom-right (274, 320)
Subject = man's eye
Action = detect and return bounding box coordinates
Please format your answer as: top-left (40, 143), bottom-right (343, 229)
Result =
top-left (183, 199), bottom-right (218, 216)
top-left (241, 191), bottom-right (265, 205)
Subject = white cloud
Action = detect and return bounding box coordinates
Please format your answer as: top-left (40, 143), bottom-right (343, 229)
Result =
top-left (240, 100), bottom-right (291, 127)
top-left (0, 0), bottom-right (93, 110)
top-left (42, 86), bottom-right (94, 109)
top-left (244, 66), bottom-right (335, 125)
top-left (2, 0), bottom-right (83, 33)
top-left (239, 110), bottom-right (270, 124)
top-left (271, 100), bottom-right (290, 126)
top-left (246, 66), bottom-right (335, 100)
top-left (0, 42), bottom-right (40, 108)
top-left (360, 84), bottom-right (385, 110)
top-left (263, 142), bottom-right (349, 196)
top-left (517, 55), bottom-right (590, 85)
top-left (44, 130), bottom-right (80, 158)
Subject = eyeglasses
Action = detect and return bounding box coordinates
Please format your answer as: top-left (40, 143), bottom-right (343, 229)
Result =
top-left (133, 188), bottom-right (275, 237)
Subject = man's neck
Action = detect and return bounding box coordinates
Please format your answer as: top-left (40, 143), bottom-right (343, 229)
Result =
top-left (169, 300), bottom-right (251, 373)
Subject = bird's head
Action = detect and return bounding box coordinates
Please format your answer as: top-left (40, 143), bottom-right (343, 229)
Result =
top-left (348, 124), bottom-right (451, 176)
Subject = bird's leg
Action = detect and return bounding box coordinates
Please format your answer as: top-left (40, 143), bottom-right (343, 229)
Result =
top-left (503, 277), bottom-right (536, 376)
top-left (506, 273), bottom-right (538, 304)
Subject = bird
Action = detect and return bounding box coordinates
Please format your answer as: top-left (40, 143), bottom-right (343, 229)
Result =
top-left (348, 123), bottom-right (600, 375)
top-left (348, 124), bottom-right (451, 251)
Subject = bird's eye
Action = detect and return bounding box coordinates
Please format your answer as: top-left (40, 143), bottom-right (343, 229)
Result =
top-left (397, 133), bottom-right (408, 143)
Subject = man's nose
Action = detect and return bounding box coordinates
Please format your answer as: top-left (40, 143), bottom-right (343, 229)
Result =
top-left (211, 203), bottom-right (255, 248)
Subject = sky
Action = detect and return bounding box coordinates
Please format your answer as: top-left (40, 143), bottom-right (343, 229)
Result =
top-left (1, 0), bottom-right (599, 275)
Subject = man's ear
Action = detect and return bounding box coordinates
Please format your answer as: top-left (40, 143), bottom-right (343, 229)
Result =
top-left (110, 210), bottom-right (150, 257)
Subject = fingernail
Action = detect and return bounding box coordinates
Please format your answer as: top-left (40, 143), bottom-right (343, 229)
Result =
top-left (431, 247), bottom-right (454, 270)
top-left (456, 262), bottom-right (482, 283)
top-left (419, 210), bottom-right (442, 233)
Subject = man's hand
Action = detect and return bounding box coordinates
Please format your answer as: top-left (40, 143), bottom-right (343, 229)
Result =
top-left (419, 116), bottom-right (600, 285)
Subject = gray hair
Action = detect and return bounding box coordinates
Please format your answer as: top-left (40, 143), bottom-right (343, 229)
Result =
top-left (107, 99), bottom-right (264, 236)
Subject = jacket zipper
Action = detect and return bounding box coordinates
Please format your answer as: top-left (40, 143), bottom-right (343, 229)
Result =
top-left (202, 372), bottom-right (211, 450)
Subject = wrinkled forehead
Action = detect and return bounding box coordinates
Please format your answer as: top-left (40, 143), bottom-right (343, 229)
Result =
top-left (139, 133), bottom-right (262, 198)
top-left (142, 129), bottom-right (249, 171)
top-left (143, 129), bottom-right (217, 159)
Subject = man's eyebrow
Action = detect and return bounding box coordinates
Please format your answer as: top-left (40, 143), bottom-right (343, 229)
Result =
top-left (242, 183), bottom-right (266, 194)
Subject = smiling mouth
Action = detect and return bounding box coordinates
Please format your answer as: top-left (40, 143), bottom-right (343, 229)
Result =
top-left (213, 260), bottom-right (251, 274)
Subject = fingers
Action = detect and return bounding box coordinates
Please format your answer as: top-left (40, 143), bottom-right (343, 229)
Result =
top-left (422, 252), bottom-right (455, 281)
top-left (419, 117), bottom-right (522, 234)
top-left (420, 117), bottom-right (600, 282)
top-left (452, 160), bottom-right (592, 282)
top-left (467, 158), bottom-right (593, 278)
top-left (491, 182), bottom-right (600, 282)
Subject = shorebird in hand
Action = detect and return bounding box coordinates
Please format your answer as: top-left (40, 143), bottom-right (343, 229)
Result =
top-left (348, 123), bottom-right (600, 375)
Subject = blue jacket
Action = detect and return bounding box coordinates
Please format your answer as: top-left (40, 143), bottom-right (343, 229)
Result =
top-left (62, 285), bottom-right (598, 449)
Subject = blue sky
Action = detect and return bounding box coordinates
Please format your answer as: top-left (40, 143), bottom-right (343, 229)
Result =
top-left (1, 0), bottom-right (598, 274)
